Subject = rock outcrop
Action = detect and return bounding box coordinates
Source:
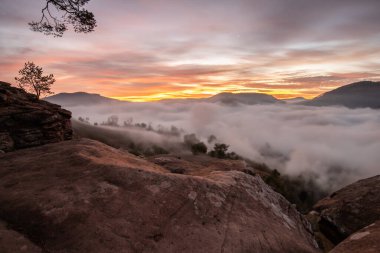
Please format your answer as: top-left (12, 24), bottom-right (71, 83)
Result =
top-left (148, 154), bottom-right (256, 177)
top-left (0, 81), bottom-right (72, 152)
top-left (312, 175), bottom-right (380, 245)
top-left (330, 220), bottom-right (380, 253)
top-left (0, 138), bottom-right (320, 253)
top-left (0, 221), bottom-right (42, 253)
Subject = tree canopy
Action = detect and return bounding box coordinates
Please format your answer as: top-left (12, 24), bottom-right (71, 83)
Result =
top-left (29, 0), bottom-right (96, 37)
top-left (15, 62), bottom-right (55, 99)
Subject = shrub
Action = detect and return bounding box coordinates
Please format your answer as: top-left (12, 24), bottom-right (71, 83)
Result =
top-left (208, 143), bottom-right (228, 158)
top-left (208, 143), bottom-right (240, 160)
top-left (191, 142), bottom-right (207, 155)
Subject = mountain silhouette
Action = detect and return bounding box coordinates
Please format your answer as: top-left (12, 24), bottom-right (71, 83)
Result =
top-left (305, 81), bottom-right (380, 109)
top-left (46, 81), bottom-right (380, 109)
top-left (282, 97), bottom-right (308, 104)
top-left (47, 91), bottom-right (282, 106)
top-left (45, 92), bottom-right (124, 106)
top-left (206, 92), bottom-right (282, 105)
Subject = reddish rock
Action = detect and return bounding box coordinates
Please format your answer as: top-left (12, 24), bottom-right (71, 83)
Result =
top-left (306, 211), bottom-right (335, 252)
top-left (148, 154), bottom-right (256, 177)
top-left (330, 220), bottom-right (380, 253)
top-left (0, 81), bottom-right (72, 152)
top-left (0, 221), bottom-right (42, 253)
top-left (0, 139), bottom-right (320, 253)
top-left (313, 175), bottom-right (380, 245)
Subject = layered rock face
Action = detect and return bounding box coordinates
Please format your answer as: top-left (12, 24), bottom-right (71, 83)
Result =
top-left (0, 81), bottom-right (72, 152)
top-left (330, 221), bottom-right (380, 253)
top-left (0, 139), bottom-right (320, 253)
top-left (311, 175), bottom-right (380, 248)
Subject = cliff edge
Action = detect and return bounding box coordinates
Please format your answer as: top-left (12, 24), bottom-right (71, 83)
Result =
top-left (0, 81), bottom-right (72, 152)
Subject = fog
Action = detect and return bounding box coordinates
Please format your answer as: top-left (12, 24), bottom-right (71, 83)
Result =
top-left (68, 101), bottom-right (380, 191)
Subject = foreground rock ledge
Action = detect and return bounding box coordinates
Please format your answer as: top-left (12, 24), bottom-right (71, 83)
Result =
top-left (0, 220), bottom-right (42, 253)
top-left (0, 81), bottom-right (72, 152)
top-left (0, 139), bottom-right (319, 253)
top-left (330, 220), bottom-right (380, 253)
top-left (313, 175), bottom-right (380, 245)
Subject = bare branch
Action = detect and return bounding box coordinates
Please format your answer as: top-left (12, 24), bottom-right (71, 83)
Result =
top-left (29, 0), bottom-right (96, 37)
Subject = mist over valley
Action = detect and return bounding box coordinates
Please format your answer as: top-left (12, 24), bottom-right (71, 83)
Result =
top-left (47, 83), bottom-right (380, 192)
top-left (2, 0), bottom-right (380, 251)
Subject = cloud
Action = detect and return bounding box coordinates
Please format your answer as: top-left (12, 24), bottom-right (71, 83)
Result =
top-left (1, 0), bottom-right (380, 99)
top-left (67, 101), bottom-right (380, 191)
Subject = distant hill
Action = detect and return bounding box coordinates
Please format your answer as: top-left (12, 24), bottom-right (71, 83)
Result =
top-left (206, 92), bottom-right (283, 105)
top-left (45, 92), bottom-right (124, 107)
top-left (282, 97), bottom-right (308, 104)
top-left (304, 81), bottom-right (380, 109)
top-left (48, 82), bottom-right (380, 109)
top-left (49, 91), bottom-right (282, 106)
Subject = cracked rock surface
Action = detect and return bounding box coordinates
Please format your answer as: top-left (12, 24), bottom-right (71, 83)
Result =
top-left (0, 138), bottom-right (319, 253)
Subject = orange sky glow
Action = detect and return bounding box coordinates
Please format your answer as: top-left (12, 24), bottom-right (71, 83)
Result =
top-left (1, 0), bottom-right (380, 102)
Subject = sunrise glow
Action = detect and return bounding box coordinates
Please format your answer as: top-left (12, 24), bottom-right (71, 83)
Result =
top-left (1, 0), bottom-right (380, 101)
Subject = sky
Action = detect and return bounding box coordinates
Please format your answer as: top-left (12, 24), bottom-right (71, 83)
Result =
top-left (1, 0), bottom-right (380, 101)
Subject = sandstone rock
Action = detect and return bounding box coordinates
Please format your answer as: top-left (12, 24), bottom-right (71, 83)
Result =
top-left (312, 175), bottom-right (380, 245)
top-left (0, 220), bottom-right (42, 253)
top-left (0, 81), bottom-right (72, 152)
top-left (306, 211), bottom-right (335, 252)
top-left (330, 220), bottom-right (380, 253)
top-left (148, 154), bottom-right (255, 177)
top-left (0, 139), bottom-right (320, 253)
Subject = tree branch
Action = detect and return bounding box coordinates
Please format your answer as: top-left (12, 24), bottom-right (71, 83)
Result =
top-left (29, 0), bottom-right (96, 37)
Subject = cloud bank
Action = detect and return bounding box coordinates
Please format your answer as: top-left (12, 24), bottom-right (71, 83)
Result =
top-left (68, 101), bottom-right (380, 191)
